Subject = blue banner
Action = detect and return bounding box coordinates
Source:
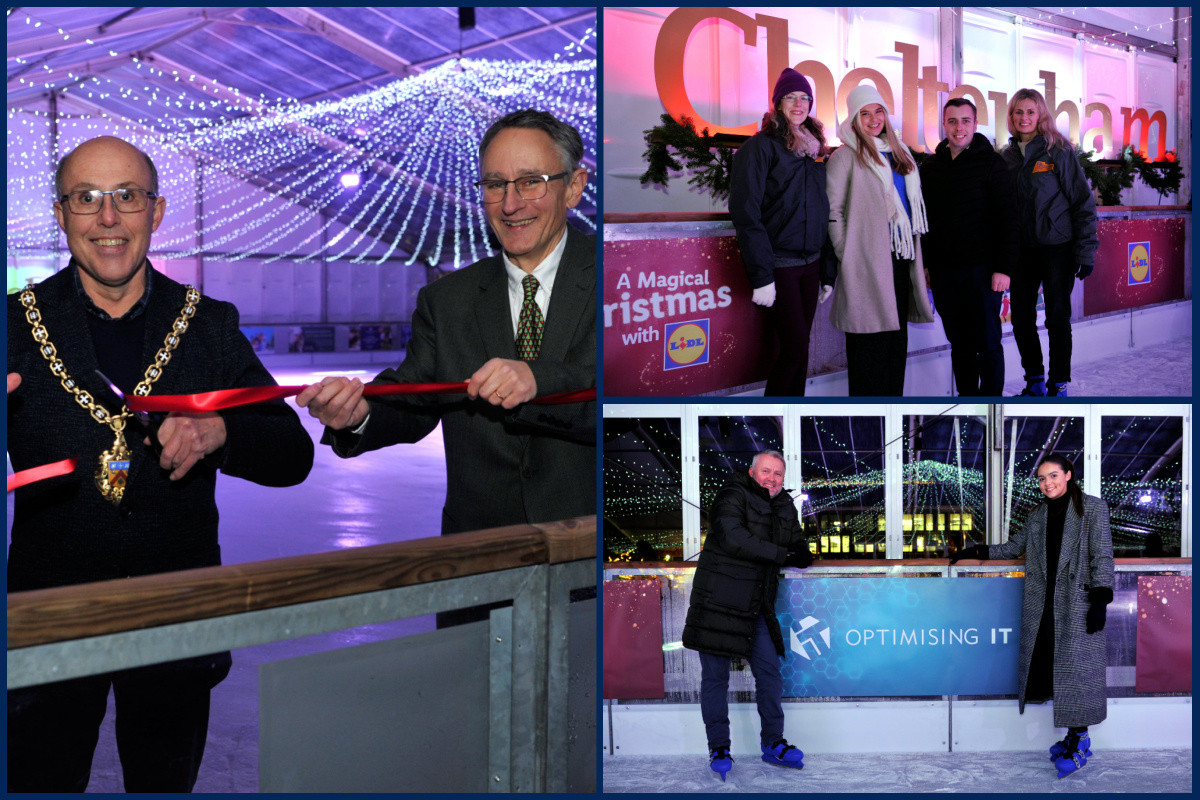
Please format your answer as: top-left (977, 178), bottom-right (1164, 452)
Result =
top-left (776, 578), bottom-right (1024, 697)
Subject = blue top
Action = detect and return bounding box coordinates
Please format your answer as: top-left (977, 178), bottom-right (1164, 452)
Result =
top-left (885, 152), bottom-right (911, 222)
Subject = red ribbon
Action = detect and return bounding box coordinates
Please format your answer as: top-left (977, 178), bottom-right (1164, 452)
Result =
top-left (7, 458), bottom-right (78, 493)
top-left (124, 383), bottom-right (595, 413)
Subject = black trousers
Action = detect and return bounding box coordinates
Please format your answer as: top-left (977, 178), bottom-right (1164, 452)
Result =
top-left (7, 652), bottom-right (231, 793)
top-left (930, 264), bottom-right (1005, 396)
top-left (1010, 241), bottom-right (1076, 383)
top-left (845, 256), bottom-right (910, 397)
top-left (765, 261), bottom-right (821, 396)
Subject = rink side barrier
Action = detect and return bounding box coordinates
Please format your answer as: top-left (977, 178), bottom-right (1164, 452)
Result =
top-left (7, 516), bottom-right (597, 793)
top-left (602, 208), bottom-right (1190, 396)
top-left (603, 558), bottom-right (1192, 754)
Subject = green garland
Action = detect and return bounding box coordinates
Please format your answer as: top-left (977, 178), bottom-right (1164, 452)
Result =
top-left (641, 115), bottom-right (1184, 207)
top-left (1078, 145), bottom-right (1184, 206)
top-left (639, 114), bottom-right (736, 200)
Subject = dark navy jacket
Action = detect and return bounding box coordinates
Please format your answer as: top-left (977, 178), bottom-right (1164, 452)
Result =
top-left (1001, 135), bottom-right (1098, 265)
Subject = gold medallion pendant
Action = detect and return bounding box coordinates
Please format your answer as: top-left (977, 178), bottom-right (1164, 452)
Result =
top-left (96, 419), bottom-right (132, 505)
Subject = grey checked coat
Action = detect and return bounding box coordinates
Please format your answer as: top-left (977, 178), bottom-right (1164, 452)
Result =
top-left (990, 493), bottom-right (1114, 727)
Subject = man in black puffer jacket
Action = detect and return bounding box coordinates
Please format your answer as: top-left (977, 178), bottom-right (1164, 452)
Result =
top-left (920, 98), bottom-right (1019, 396)
top-left (682, 450), bottom-right (812, 779)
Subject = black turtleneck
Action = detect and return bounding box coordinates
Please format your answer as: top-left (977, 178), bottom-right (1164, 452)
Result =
top-left (1044, 492), bottom-right (1072, 582)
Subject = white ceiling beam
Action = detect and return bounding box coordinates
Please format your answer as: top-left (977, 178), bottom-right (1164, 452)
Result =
top-left (8, 7), bottom-right (244, 60)
top-left (412, 9), bottom-right (596, 70)
top-left (265, 7), bottom-right (414, 79)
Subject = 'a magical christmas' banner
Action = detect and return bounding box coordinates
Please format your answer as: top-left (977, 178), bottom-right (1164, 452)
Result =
top-left (777, 577), bottom-right (1024, 697)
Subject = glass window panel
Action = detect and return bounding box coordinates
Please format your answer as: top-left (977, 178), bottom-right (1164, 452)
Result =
top-left (603, 418), bottom-right (682, 562)
top-left (1001, 415), bottom-right (1085, 542)
top-left (903, 414), bottom-right (987, 559)
top-left (800, 416), bottom-right (885, 560)
top-left (697, 415), bottom-right (786, 554)
top-left (1100, 416), bottom-right (1183, 557)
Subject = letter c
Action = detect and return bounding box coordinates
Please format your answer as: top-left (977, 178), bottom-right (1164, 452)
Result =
top-left (654, 7), bottom-right (764, 136)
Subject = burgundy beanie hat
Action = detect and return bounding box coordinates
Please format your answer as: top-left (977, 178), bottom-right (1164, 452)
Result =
top-left (772, 67), bottom-right (814, 109)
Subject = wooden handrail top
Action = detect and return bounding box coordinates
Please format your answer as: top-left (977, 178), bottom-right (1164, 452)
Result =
top-left (606, 557), bottom-right (1191, 570)
top-left (8, 516), bottom-right (595, 651)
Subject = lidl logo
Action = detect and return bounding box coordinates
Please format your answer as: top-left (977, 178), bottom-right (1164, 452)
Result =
top-left (663, 319), bottom-right (709, 370)
top-left (1128, 242), bottom-right (1151, 285)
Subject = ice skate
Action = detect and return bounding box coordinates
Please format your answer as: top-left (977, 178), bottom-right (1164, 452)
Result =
top-left (761, 739), bottom-right (804, 769)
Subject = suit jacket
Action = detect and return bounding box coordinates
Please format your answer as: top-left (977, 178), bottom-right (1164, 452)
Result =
top-left (7, 264), bottom-right (314, 591)
top-left (326, 226), bottom-right (596, 534)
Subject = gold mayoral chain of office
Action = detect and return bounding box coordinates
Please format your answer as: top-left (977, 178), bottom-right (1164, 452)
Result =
top-left (18, 284), bottom-right (201, 505)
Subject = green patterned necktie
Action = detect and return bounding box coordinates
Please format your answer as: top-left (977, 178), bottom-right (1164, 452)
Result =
top-left (515, 274), bottom-right (544, 360)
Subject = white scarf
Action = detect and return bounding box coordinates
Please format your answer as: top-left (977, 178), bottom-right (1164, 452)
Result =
top-left (836, 119), bottom-right (928, 259)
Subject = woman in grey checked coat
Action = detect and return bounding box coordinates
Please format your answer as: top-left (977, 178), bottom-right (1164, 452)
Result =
top-left (953, 454), bottom-right (1114, 778)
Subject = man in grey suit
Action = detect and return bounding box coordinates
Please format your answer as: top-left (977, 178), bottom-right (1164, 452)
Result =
top-left (298, 109), bottom-right (595, 545)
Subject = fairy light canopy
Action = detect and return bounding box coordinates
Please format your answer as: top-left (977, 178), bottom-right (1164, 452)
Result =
top-left (7, 7), bottom-right (598, 268)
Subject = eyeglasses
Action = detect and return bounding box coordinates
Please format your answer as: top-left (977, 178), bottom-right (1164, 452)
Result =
top-left (473, 173), bottom-right (568, 204)
top-left (58, 188), bottom-right (158, 215)
top-left (782, 93), bottom-right (813, 105)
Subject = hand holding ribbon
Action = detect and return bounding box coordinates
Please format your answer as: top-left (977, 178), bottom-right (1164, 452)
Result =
top-left (296, 378), bottom-right (368, 430)
top-left (466, 358), bottom-right (536, 410)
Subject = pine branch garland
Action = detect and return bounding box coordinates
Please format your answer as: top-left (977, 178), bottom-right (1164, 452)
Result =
top-left (639, 115), bottom-right (1184, 206)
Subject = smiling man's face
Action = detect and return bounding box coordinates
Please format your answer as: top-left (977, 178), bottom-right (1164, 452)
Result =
top-left (480, 126), bottom-right (585, 273)
top-left (54, 136), bottom-right (164, 295)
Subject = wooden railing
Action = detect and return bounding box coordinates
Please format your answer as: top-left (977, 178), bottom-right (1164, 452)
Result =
top-left (8, 516), bottom-right (595, 650)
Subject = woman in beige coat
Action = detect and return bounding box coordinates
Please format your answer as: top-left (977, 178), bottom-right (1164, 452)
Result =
top-left (824, 84), bottom-right (934, 395)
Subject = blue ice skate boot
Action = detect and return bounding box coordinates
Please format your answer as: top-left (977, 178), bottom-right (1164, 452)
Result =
top-left (709, 747), bottom-right (733, 781)
top-left (761, 739), bottom-right (804, 770)
top-left (1053, 730), bottom-right (1091, 778)
top-left (1048, 731), bottom-right (1092, 762)
top-left (1017, 376), bottom-right (1047, 396)
top-left (1048, 381), bottom-right (1069, 397)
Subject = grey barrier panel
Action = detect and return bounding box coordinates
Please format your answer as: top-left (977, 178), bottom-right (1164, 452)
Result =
top-left (509, 563), bottom-right (550, 792)
top-left (258, 619), bottom-right (491, 793)
top-left (548, 558), bottom-right (594, 792)
top-left (566, 593), bottom-right (598, 792)
top-left (489, 605), bottom-right (514, 792)
top-left (8, 567), bottom-right (535, 690)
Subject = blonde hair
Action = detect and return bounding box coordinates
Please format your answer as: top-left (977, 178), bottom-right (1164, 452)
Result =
top-left (850, 112), bottom-right (915, 175)
top-left (1008, 88), bottom-right (1071, 152)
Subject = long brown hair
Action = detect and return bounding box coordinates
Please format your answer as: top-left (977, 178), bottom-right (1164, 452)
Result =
top-left (1038, 453), bottom-right (1084, 516)
top-left (760, 105), bottom-right (829, 158)
top-left (1008, 88), bottom-right (1071, 153)
top-left (849, 112), bottom-right (915, 175)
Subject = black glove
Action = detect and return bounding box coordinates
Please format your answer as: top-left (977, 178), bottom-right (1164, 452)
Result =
top-left (1086, 586), bottom-right (1113, 634)
top-left (1076, 263), bottom-right (1093, 279)
top-left (949, 544), bottom-right (988, 564)
top-left (784, 549), bottom-right (813, 569)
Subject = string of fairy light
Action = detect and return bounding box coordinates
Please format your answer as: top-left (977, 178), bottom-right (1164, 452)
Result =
top-left (8, 53), bottom-right (596, 268)
top-left (604, 415), bottom-right (1183, 553)
top-left (1018, 8), bottom-right (1190, 54)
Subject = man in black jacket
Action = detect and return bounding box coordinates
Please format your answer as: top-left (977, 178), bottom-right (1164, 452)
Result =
top-left (682, 450), bottom-right (812, 779)
top-left (7, 136), bottom-right (314, 792)
top-left (920, 98), bottom-right (1019, 396)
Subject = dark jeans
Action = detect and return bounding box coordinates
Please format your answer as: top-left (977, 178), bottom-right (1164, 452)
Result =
top-left (1010, 242), bottom-right (1075, 383)
top-left (7, 653), bottom-right (231, 792)
top-left (698, 615), bottom-right (784, 750)
top-left (930, 265), bottom-right (1005, 396)
top-left (845, 256), bottom-right (910, 396)
top-left (765, 260), bottom-right (820, 396)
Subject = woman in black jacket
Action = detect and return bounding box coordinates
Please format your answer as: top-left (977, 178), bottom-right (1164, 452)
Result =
top-left (728, 68), bottom-right (834, 396)
top-left (1002, 89), bottom-right (1098, 397)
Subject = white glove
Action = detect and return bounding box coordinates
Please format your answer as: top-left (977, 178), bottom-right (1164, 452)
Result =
top-left (751, 283), bottom-right (776, 307)
top-left (818, 284), bottom-right (834, 304)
